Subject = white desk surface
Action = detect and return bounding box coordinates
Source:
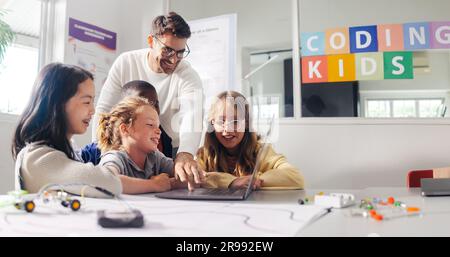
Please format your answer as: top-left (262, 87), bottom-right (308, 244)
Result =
top-left (298, 187), bottom-right (450, 237)
top-left (1, 187), bottom-right (448, 236)
top-left (0, 190), bottom-right (324, 236)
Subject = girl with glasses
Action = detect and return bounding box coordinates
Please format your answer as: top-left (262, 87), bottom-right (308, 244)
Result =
top-left (196, 91), bottom-right (305, 190)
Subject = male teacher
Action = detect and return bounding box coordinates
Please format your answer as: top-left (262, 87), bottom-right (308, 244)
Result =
top-left (93, 12), bottom-right (204, 191)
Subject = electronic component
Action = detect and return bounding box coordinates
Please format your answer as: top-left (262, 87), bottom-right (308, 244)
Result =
top-left (314, 193), bottom-right (355, 208)
top-left (97, 209), bottom-right (144, 228)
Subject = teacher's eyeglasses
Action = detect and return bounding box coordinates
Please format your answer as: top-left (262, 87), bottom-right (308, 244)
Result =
top-left (153, 36), bottom-right (190, 59)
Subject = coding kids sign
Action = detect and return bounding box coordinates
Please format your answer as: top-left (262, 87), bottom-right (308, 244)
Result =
top-left (300, 22), bottom-right (450, 83)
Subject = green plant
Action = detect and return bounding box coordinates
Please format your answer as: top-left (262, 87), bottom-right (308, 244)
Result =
top-left (0, 9), bottom-right (15, 63)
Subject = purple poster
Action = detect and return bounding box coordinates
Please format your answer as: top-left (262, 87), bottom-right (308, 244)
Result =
top-left (67, 18), bottom-right (117, 95)
top-left (69, 18), bottom-right (116, 51)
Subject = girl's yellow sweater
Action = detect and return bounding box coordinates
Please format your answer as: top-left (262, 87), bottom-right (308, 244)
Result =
top-left (197, 144), bottom-right (304, 190)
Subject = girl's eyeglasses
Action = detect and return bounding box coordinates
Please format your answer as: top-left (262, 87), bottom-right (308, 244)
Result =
top-left (211, 120), bottom-right (246, 132)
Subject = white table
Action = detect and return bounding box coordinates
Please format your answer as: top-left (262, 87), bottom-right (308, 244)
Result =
top-left (298, 187), bottom-right (450, 237)
top-left (1, 187), bottom-right (448, 236)
top-left (0, 190), bottom-right (324, 236)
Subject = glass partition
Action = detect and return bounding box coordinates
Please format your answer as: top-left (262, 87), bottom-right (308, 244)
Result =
top-left (299, 0), bottom-right (450, 118)
top-left (170, 0), bottom-right (294, 118)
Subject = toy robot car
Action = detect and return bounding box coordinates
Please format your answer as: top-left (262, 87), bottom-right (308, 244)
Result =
top-left (4, 189), bottom-right (81, 213)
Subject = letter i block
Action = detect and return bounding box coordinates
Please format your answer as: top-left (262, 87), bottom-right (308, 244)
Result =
top-left (301, 56), bottom-right (328, 83)
top-left (383, 51), bottom-right (413, 79)
top-left (327, 54), bottom-right (355, 82)
top-left (377, 24), bottom-right (404, 51)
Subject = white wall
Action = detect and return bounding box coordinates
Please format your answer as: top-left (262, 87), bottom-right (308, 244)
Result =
top-left (65, 0), bottom-right (163, 53)
top-left (273, 121), bottom-right (450, 189)
top-left (0, 0), bottom-right (164, 193)
top-left (300, 0), bottom-right (450, 31)
top-left (0, 116), bottom-right (19, 194)
top-left (169, 0), bottom-right (293, 93)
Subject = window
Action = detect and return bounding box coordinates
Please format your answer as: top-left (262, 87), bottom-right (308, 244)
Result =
top-left (366, 98), bottom-right (445, 118)
top-left (299, 0), bottom-right (450, 119)
top-left (419, 99), bottom-right (446, 117)
top-left (249, 50), bottom-right (294, 118)
top-left (0, 0), bottom-right (42, 115)
top-left (367, 100), bottom-right (390, 118)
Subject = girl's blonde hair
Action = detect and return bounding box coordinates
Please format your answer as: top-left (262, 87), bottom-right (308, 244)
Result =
top-left (197, 91), bottom-right (261, 176)
top-left (97, 96), bottom-right (155, 152)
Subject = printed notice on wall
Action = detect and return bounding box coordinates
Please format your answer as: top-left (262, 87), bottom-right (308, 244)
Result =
top-left (187, 14), bottom-right (237, 110)
top-left (67, 18), bottom-right (117, 97)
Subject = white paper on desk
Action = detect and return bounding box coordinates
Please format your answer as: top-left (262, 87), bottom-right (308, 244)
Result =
top-left (0, 198), bottom-right (329, 237)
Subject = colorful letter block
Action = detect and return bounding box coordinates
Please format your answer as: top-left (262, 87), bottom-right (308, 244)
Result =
top-left (301, 56), bottom-right (328, 83)
top-left (325, 28), bottom-right (350, 55)
top-left (403, 22), bottom-right (430, 50)
top-left (327, 54), bottom-right (355, 82)
top-left (383, 51), bottom-right (413, 79)
top-left (355, 53), bottom-right (384, 80)
top-left (377, 24), bottom-right (404, 51)
top-left (350, 25), bottom-right (378, 53)
top-left (430, 22), bottom-right (450, 49)
top-left (301, 32), bottom-right (325, 56)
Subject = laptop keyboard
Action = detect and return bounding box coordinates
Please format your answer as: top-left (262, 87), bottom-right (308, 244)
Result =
top-left (197, 188), bottom-right (244, 196)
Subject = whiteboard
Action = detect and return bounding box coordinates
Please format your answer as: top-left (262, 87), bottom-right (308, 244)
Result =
top-left (187, 14), bottom-right (237, 111)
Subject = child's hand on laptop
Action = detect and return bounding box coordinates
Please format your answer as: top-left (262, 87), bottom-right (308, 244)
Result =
top-left (169, 177), bottom-right (202, 189)
top-left (229, 176), bottom-right (263, 190)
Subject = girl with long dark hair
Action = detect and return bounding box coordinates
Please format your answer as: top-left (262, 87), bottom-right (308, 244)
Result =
top-left (12, 63), bottom-right (122, 197)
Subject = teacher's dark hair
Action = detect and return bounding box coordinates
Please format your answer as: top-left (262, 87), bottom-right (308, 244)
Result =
top-left (12, 63), bottom-right (94, 160)
top-left (152, 12), bottom-right (191, 38)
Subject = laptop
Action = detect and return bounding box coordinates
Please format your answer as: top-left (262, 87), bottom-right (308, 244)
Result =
top-left (155, 116), bottom-right (275, 200)
top-left (421, 178), bottom-right (450, 196)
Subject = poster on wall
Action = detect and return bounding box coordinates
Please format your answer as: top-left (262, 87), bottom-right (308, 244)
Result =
top-left (187, 14), bottom-right (237, 110)
top-left (66, 17), bottom-right (117, 97)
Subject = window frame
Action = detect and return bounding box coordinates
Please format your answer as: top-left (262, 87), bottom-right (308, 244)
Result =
top-left (0, 0), bottom-right (54, 119)
top-left (360, 89), bottom-right (449, 118)
top-left (365, 98), bottom-right (446, 118)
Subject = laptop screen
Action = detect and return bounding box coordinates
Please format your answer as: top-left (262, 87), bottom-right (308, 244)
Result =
top-left (243, 116), bottom-right (275, 198)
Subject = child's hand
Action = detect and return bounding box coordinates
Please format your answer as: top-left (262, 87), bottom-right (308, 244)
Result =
top-left (150, 173), bottom-right (172, 192)
top-left (174, 152), bottom-right (206, 192)
top-left (229, 176), bottom-right (264, 190)
top-left (169, 177), bottom-right (201, 189)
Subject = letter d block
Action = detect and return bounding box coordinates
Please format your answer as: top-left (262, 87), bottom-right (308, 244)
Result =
top-left (355, 52), bottom-right (384, 80)
top-left (350, 25), bottom-right (378, 53)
